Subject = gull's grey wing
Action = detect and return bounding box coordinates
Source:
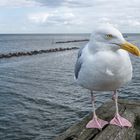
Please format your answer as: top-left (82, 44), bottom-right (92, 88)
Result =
top-left (74, 46), bottom-right (85, 79)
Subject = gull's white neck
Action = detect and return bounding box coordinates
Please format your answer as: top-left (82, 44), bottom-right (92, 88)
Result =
top-left (88, 41), bottom-right (118, 54)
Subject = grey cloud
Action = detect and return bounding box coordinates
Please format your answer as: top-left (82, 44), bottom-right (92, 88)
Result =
top-left (32, 0), bottom-right (91, 7)
top-left (35, 0), bottom-right (63, 7)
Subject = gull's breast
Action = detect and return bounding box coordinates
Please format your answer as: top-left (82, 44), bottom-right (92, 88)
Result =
top-left (77, 49), bottom-right (132, 91)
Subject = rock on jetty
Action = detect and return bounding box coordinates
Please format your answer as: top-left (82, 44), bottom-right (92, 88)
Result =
top-left (55, 99), bottom-right (140, 140)
top-left (0, 47), bottom-right (78, 59)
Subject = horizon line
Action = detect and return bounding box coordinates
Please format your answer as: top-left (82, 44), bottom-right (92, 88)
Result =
top-left (0, 32), bottom-right (139, 35)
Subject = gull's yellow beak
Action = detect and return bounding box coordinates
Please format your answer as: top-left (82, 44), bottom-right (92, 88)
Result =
top-left (120, 41), bottom-right (140, 56)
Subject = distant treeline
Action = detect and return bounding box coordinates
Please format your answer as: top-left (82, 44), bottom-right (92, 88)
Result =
top-left (0, 47), bottom-right (78, 59)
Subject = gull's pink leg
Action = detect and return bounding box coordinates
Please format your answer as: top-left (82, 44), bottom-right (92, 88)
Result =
top-left (112, 92), bottom-right (115, 100)
top-left (110, 90), bottom-right (132, 127)
top-left (86, 91), bottom-right (108, 129)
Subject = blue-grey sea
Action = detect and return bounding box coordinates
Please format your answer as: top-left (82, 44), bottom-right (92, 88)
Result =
top-left (0, 34), bottom-right (140, 140)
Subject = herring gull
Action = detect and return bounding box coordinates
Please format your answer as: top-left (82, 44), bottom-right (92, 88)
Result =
top-left (74, 24), bottom-right (140, 129)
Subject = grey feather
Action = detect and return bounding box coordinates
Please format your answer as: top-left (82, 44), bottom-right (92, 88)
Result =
top-left (74, 46), bottom-right (85, 79)
top-left (77, 45), bottom-right (85, 58)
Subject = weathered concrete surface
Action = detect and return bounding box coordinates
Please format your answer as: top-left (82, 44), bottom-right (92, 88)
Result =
top-left (55, 99), bottom-right (140, 140)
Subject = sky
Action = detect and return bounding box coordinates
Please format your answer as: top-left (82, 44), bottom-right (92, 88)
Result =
top-left (0, 0), bottom-right (140, 33)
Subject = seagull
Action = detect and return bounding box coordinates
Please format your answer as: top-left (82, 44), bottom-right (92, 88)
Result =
top-left (74, 24), bottom-right (140, 129)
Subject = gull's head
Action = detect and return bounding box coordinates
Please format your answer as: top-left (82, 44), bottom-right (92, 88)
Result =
top-left (89, 24), bottom-right (140, 56)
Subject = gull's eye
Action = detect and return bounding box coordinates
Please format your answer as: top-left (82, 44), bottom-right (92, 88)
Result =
top-left (105, 34), bottom-right (113, 39)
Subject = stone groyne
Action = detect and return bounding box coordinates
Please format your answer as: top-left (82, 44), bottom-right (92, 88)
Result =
top-left (0, 39), bottom-right (90, 59)
top-left (55, 39), bottom-right (89, 44)
top-left (0, 47), bottom-right (78, 59)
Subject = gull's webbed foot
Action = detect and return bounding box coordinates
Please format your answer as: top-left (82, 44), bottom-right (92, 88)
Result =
top-left (86, 117), bottom-right (108, 129)
top-left (110, 113), bottom-right (132, 128)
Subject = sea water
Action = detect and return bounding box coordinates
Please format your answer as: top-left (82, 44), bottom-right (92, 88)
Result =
top-left (0, 34), bottom-right (140, 140)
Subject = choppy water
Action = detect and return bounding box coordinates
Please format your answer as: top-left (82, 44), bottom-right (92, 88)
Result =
top-left (0, 34), bottom-right (140, 140)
